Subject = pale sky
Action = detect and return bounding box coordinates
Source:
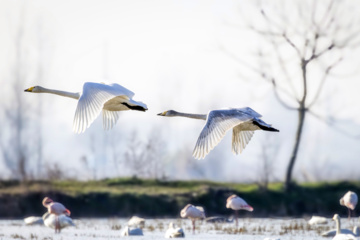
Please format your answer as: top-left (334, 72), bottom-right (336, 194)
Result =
top-left (1, 0), bottom-right (360, 182)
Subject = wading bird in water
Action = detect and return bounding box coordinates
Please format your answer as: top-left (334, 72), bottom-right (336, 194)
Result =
top-left (226, 194), bottom-right (253, 227)
top-left (180, 204), bottom-right (205, 234)
top-left (157, 107), bottom-right (279, 159)
top-left (42, 197), bottom-right (71, 233)
top-left (340, 191), bottom-right (358, 219)
top-left (24, 82), bottom-right (147, 133)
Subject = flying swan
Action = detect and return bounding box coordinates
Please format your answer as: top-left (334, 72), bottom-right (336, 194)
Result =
top-left (158, 107), bottom-right (279, 159)
top-left (24, 82), bottom-right (148, 133)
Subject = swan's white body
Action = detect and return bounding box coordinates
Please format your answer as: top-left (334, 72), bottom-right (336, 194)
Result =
top-left (308, 216), bottom-right (328, 225)
top-left (24, 216), bottom-right (44, 225)
top-left (42, 212), bottom-right (75, 230)
top-left (127, 216), bottom-right (145, 228)
top-left (180, 204), bottom-right (205, 233)
top-left (158, 107), bottom-right (279, 159)
top-left (121, 226), bottom-right (144, 236)
top-left (332, 214), bottom-right (357, 240)
top-left (25, 82), bottom-right (147, 133)
top-left (322, 226), bottom-right (360, 237)
top-left (165, 222), bottom-right (185, 238)
top-left (340, 191), bottom-right (358, 218)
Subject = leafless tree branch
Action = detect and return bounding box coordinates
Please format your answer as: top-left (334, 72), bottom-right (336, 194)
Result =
top-left (307, 56), bottom-right (343, 108)
top-left (308, 110), bottom-right (360, 139)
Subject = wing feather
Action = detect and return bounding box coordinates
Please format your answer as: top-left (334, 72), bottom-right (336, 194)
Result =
top-left (73, 82), bottom-right (131, 133)
top-left (102, 110), bottom-right (120, 131)
top-left (232, 127), bottom-right (254, 154)
top-left (192, 109), bottom-right (254, 159)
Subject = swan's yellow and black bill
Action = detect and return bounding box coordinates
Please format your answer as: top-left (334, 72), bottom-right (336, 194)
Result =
top-left (24, 87), bottom-right (34, 92)
top-left (157, 111), bottom-right (167, 116)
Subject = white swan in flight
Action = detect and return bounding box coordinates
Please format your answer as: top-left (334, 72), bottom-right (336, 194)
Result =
top-left (158, 107), bottom-right (279, 159)
top-left (24, 82), bottom-right (148, 133)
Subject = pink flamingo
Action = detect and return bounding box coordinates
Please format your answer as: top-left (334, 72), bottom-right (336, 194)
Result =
top-left (42, 197), bottom-right (71, 233)
top-left (180, 204), bottom-right (205, 234)
top-left (226, 194), bottom-right (253, 227)
top-left (340, 191), bottom-right (358, 219)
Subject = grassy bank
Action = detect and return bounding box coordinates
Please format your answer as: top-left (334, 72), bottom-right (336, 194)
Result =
top-left (0, 178), bottom-right (359, 219)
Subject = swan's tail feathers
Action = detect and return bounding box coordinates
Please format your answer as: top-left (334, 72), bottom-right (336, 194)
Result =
top-left (253, 119), bottom-right (279, 132)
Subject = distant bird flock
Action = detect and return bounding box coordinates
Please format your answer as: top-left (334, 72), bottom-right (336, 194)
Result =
top-left (24, 191), bottom-right (358, 237)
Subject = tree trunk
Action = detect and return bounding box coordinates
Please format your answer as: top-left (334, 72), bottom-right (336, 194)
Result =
top-left (284, 106), bottom-right (306, 191)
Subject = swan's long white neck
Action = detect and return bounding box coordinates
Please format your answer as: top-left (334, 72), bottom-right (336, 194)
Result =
top-left (335, 217), bottom-right (341, 235)
top-left (36, 86), bottom-right (80, 100)
top-left (171, 111), bottom-right (207, 120)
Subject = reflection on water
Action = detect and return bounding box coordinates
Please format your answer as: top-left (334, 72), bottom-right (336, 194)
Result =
top-left (0, 217), bottom-right (358, 240)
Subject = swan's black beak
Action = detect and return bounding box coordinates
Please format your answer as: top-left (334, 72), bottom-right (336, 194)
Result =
top-left (157, 112), bottom-right (165, 116)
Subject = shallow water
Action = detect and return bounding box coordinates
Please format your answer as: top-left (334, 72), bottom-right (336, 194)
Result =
top-left (0, 217), bottom-right (358, 240)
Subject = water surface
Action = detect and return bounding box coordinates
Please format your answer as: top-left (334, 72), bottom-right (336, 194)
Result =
top-left (0, 216), bottom-right (357, 240)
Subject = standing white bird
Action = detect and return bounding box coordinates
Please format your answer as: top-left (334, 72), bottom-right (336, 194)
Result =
top-left (24, 82), bottom-right (147, 133)
top-left (332, 214), bottom-right (357, 240)
top-left (340, 191), bottom-right (358, 219)
top-left (42, 212), bottom-right (75, 231)
top-left (180, 204), bottom-right (205, 234)
top-left (226, 194), bottom-right (253, 227)
top-left (42, 197), bottom-right (71, 233)
top-left (157, 107), bottom-right (279, 159)
top-left (165, 222), bottom-right (185, 238)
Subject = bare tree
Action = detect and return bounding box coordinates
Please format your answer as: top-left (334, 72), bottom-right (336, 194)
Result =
top-left (0, 3), bottom-right (29, 180)
top-left (145, 129), bottom-right (166, 179)
top-left (0, 3), bottom-right (54, 181)
top-left (123, 129), bottom-right (166, 179)
top-left (256, 136), bottom-right (279, 190)
top-left (224, 0), bottom-right (360, 191)
top-left (124, 131), bottom-right (148, 178)
top-left (44, 162), bottom-right (65, 181)
top-left (34, 18), bottom-right (48, 179)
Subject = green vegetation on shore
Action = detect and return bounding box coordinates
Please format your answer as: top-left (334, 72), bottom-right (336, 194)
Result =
top-left (0, 178), bottom-right (359, 219)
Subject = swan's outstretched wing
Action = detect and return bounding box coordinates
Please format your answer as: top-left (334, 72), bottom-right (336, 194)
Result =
top-left (107, 82), bottom-right (135, 98)
top-left (232, 128), bottom-right (254, 154)
top-left (231, 107), bottom-right (262, 118)
top-left (102, 110), bottom-right (120, 131)
top-left (73, 82), bottom-right (132, 133)
top-left (192, 109), bottom-right (254, 159)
